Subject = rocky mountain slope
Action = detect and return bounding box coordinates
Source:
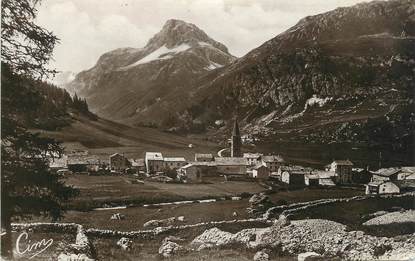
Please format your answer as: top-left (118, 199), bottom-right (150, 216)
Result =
top-left (65, 19), bottom-right (235, 125)
top-left (53, 71), bottom-right (76, 90)
top-left (67, 0), bottom-right (414, 158)
top-left (180, 0), bottom-right (414, 151)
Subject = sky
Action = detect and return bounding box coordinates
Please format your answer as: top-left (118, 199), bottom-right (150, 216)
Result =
top-left (36, 0), bottom-right (369, 73)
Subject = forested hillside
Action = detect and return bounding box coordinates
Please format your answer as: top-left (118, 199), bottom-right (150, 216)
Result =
top-left (1, 64), bottom-right (96, 131)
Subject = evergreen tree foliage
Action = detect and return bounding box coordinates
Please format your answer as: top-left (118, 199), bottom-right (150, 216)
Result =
top-left (1, 0), bottom-right (79, 259)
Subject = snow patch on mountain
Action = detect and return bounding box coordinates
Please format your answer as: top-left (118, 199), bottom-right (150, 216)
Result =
top-left (205, 61), bottom-right (224, 70)
top-left (121, 44), bottom-right (191, 69)
top-left (199, 41), bottom-right (212, 48)
top-left (305, 95), bottom-right (332, 109)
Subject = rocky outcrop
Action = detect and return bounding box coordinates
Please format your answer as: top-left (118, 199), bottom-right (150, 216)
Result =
top-left (191, 227), bottom-right (234, 248)
top-left (57, 253), bottom-right (94, 261)
top-left (247, 193), bottom-right (274, 218)
top-left (263, 193), bottom-right (415, 220)
top-left (363, 209), bottom-right (415, 226)
top-left (117, 237), bottom-right (132, 251)
top-left (297, 252), bottom-right (322, 261)
top-left (158, 236), bottom-right (186, 258)
top-left (190, 217), bottom-right (415, 260)
top-left (182, 0), bottom-right (415, 149)
top-left (58, 225), bottom-right (96, 260)
top-left (143, 216), bottom-right (186, 228)
top-left (110, 213), bottom-right (125, 220)
top-left (253, 249), bottom-right (270, 261)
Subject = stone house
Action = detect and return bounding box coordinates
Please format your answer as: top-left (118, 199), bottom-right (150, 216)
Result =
top-left (365, 180), bottom-right (400, 195)
top-left (251, 164), bottom-right (270, 179)
top-left (67, 155), bottom-right (100, 173)
top-left (243, 153), bottom-right (263, 166)
top-left (262, 155), bottom-right (285, 172)
top-left (371, 167), bottom-right (415, 182)
top-left (109, 153), bottom-right (131, 172)
top-left (178, 162), bottom-right (217, 183)
top-left (399, 167), bottom-right (415, 180)
top-left (214, 157), bottom-right (249, 175)
top-left (163, 157), bottom-right (187, 170)
top-left (330, 160), bottom-right (354, 184)
top-left (281, 171), bottom-right (306, 186)
top-left (145, 152), bottom-right (164, 174)
top-left (351, 168), bottom-right (372, 184)
top-left (308, 170), bottom-right (336, 187)
top-left (49, 154), bottom-right (68, 170)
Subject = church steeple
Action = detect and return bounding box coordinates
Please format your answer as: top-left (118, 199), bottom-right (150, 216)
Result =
top-left (232, 119), bottom-right (240, 137)
top-left (231, 118), bottom-right (242, 157)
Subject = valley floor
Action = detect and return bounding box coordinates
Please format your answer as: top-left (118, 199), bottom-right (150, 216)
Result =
top-left (12, 192), bottom-right (415, 261)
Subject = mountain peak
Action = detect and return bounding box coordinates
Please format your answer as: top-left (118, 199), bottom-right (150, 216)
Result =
top-left (162, 19), bottom-right (198, 31)
top-left (146, 19), bottom-right (230, 53)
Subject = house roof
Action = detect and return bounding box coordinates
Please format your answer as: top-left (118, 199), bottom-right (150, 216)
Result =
top-left (311, 170), bottom-right (336, 179)
top-left (319, 178), bottom-right (336, 186)
top-left (395, 179), bottom-right (415, 189)
top-left (68, 155), bottom-right (100, 165)
top-left (262, 155), bottom-right (284, 163)
top-left (286, 171), bottom-right (307, 175)
top-left (367, 180), bottom-right (397, 187)
top-left (145, 152), bottom-right (163, 161)
top-left (49, 155), bottom-right (68, 168)
top-left (305, 174), bottom-right (319, 179)
top-left (243, 153), bottom-right (263, 159)
top-left (401, 167), bottom-right (415, 173)
top-left (280, 165), bottom-right (312, 172)
top-left (195, 153), bottom-right (213, 159)
top-left (371, 168), bottom-right (401, 177)
top-left (110, 153), bottom-right (123, 158)
top-left (252, 163), bottom-right (268, 170)
top-left (181, 161), bottom-right (217, 167)
top-left (130, 159), bottom-right (145, 167)
top-left (164, 157), bottom-right (186, 162)
top-left (214, 157), bottom-right (248, 166)
top-left (181, 163), bottom-right (194, 169)
top-left (332, 160), bottom-right (354, 166)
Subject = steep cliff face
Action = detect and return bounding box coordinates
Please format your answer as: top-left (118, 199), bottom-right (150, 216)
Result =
top-left (65, 19), bottom-right (235, 124)
top-left (184, 0), bottom-right (414, 148)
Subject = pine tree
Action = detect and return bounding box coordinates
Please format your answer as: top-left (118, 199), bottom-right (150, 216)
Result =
top-left (1, 0), bottom-right (79, 258)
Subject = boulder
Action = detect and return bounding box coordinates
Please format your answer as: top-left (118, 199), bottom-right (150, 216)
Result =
top-left (110, 213), bottom-right (125, 220)
top-left (117, 237), bottom-right (132, 251)
top-left (274, 215), bottom-right (290, 228)
top-left (247, 193), bottom-right (273, 218)
top-left (298, 252), bottom-right (322, 261)
top-left (159, 237), bottom-right (185, 258)
top-left (143, 217), bottom-right (176, 228)
top-left (58, 253), bottom-right (94, 261)
top-left (196, 243), bottom-right (215, 251)
top-left (253, 250), bottom-right (270, 261)
top-left (191, 227), bottom-right (234, 247)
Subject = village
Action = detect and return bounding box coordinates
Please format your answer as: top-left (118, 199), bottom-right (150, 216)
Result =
top-left (35, 119), bottom-right (415, 260)
top-left (50, 120), bottom-right (415, 196)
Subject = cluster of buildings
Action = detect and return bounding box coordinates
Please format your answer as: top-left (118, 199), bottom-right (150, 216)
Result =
top-left (365, 167), bottom-right (415, 194)
top-left (49, 150), bottom-right (103, 174)
top-left (48, 120), bottom-right (415, 195)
